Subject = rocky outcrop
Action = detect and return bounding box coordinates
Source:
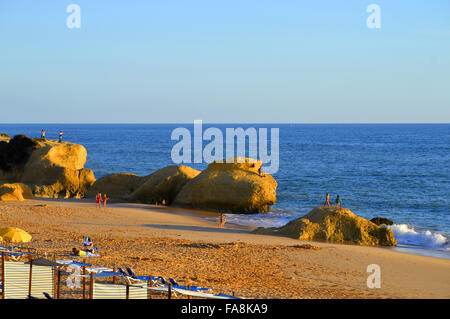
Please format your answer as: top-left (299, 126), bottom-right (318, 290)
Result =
top-left (85, 173), bottom-right (144, 199)
top-left (0, 134), bottom-right (10, 142)
top-left (0, 135), bottom-right (95, 198)
top-left (173, 158), bottom-right (277, 213)
top-left (254, 207), bottom-right (397, 246)
top-left (370, 217), bottom-right (394, 226)
top-left (0, 183), bottom-right (34, 201)
top-left (128, 165), bottom-right (200, 205)
top-left (0, 134), bottom-right (37, 181)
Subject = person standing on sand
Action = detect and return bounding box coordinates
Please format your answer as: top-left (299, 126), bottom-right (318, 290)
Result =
top-left (41, 129), bottom-right (45, 139)
top-left (102, 194), bottom-right (109, 208)
top-left (59, 130), bottom-right (63, 142)
top-left (96, 192), bottom-right (102, 208)
top-left (218, 213), bottom-right (226, 228)
top-left (336, 195), bottom-right (342, 208)
top-left (324, 193), bottom-right (330, 207)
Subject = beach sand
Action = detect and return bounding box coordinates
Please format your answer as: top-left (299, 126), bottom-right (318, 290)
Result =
top-left (0, 199), bottom-right (449, 299)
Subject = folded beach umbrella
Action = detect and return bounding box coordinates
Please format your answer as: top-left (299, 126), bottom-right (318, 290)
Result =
top-left (0, 227), bottom-right (32, 243)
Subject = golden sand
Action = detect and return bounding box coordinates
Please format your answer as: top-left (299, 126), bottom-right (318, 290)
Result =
top-left (0, 199), bottom-right (449, 299)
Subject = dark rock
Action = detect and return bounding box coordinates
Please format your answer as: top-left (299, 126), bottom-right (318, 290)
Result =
top-left (370, 217), bottom-right (394, 226)
top-left (0, 135), bottom-right (37, 173)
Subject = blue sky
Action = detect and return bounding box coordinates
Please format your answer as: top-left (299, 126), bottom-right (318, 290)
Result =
top-left (0, 1), bottom-right (449, 123)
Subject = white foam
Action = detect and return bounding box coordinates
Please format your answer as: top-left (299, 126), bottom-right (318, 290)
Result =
top-left (212, 211), bottom-right (296, 229)
top-left (389, 224), bottom-right (449, 251)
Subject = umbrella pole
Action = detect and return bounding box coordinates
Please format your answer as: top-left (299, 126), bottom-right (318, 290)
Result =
top-left (82, 266), bottom-right (86, 299)
top-left (148, 274), bottom-right (152, 299)
top-left (57, 267), bottom-right (61, 299)
top-left (28, 259), bottom-right (33, 298)
top-left (53, 266), bottom-right (57, 298)
top-left (89, 273), bottom-right (94, 299)
top-left (1, 252), bottom-right (5, 299)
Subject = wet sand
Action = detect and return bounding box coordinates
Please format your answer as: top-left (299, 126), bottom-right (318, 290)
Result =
top-left (0, 198), bottom-right (449, 299)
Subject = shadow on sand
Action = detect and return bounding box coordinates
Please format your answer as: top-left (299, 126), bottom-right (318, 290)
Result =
top-left (142, 224), bottom-right (251, 235)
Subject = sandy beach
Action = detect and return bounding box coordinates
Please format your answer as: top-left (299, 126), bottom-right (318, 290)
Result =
top-left (0, 198), bottom-right (449, 299)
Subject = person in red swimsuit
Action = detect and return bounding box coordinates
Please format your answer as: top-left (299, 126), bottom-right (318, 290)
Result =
top-left (96, 193), bottom-right (102, 208)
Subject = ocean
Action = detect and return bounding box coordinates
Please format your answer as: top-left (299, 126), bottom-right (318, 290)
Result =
top-left (1, 123), bottom-right (449, 258)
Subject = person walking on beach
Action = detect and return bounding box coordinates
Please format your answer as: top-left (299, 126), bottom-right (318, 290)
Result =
top-left (96, 192), bottom-right (102, 208)
top-left (324, 192), bottom-right (330, 207)
top-left (335, 195), bottom-right (342, 208)
top-left (58, 130), bottom-right (63, 142)
top-left (41, 129), bottom-right (45, 139)
top-left (102, 193), bottom-right (109, 208)
top-left (218, 213), bottom-right (226, 228)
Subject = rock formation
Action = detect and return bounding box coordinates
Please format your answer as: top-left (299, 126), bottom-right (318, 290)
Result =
top-left (0, 133), bottom-right (10, 142)
top-left (0, 135), bottom-right (95, 198)
top-left (173, 158), bottom-right (277, 213)
top-left (85, 173), bottom-right (144, 199)
top-left (0, 183), bottom-right (34, 201)
top-left (253, 206), bottom-right (397, 246)
top-left (86, 165), bottom-right (201, 205)
top-left (128, 165), bottom-right (200, 205)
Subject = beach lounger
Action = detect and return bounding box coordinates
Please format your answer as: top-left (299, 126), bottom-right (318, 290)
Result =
top-left (153, 275), bottom-right (168, 285)
top-left (125, 267), bottom-right (151, 282)
top-left (85, 267), bottom-right (113, 274)
top-left (164, 276), bottom-right (209, 292)
top-left (117, 267), bottom-right (142, 285)
top-left (43, 292), bottom-right (53, 299)
top-left (169, 278), bottom-right (180, 286)
top-left (56, 260), bottom-right (91, 267)
top-left (171, 287), bottom-right (241, 299)
top-left (68, 253), bottom-right (100, 258)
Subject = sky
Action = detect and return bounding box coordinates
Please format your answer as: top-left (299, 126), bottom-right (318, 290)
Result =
top-left (0, 0), bottom-right (449, 123)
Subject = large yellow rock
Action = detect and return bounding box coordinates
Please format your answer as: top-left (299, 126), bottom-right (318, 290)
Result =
top-left (173, 158), bottom-right (277, 213)
top-left (0, 183), bottom-right (34, 201)
top-left (128, 165), bottom-right (200, 205)
top-left (254, 206), bottom-right (397, 246)
top-left (85, 173), bottom-right (144, 199)
top-left (26, 140), bottom-right (88, 170)
top-left (0, 135), bottom-right (95, 198)
top-left (0, 133), bottom-right (10, 142)
top-left (20, 140), bottom-right (95, 198)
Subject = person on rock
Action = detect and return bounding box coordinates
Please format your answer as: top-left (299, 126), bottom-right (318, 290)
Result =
top-left (324, 192), bottom-right (330, 207)
top-left (335, 195), bottom-right (342, 208)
